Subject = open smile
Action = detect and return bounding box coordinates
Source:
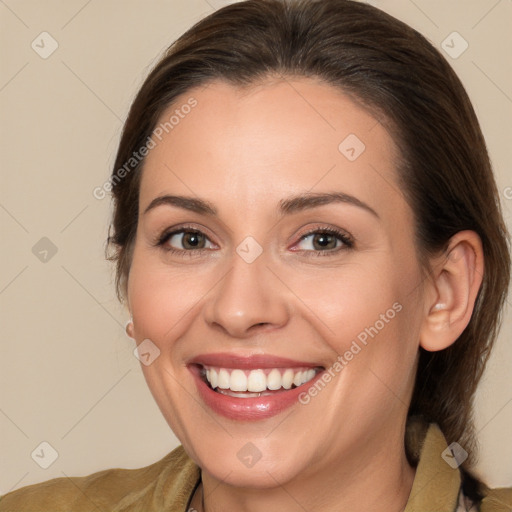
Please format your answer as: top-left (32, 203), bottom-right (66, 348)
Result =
top-left (188, 354), bottom-right (325, 420)
top-left (200, 365), bottom-right (322, 397)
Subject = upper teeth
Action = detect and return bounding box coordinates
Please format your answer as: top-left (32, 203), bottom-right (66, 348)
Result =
top-left (204, 367), bottom-right (318, 392)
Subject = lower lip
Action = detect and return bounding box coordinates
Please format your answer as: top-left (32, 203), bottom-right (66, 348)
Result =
top-left (189, 365), bottom-right (324, 421)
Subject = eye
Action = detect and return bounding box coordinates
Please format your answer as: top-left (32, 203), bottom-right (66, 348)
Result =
top-left (293, 227), bottom-right (354, 256)
top-left (154, 224), bottom-right (354, 258)
top-left (156, 226), bottom-right (216, 255)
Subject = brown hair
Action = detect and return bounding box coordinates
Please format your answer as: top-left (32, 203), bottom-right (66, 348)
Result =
top-left (106, 0), bottom-right (510, 484)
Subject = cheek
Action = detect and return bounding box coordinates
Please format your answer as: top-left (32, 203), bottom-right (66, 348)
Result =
top-left (298, 253), bottom-right (422, 397)
top-left (291, 255), bottom-right (417, 347)
top-left (126, 249), bottom-right (210, 438)
top-left (127, 246), bottom-right (210, 342)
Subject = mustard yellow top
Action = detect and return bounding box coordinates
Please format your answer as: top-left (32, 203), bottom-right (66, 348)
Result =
top-left (1, 422), bottom-right (510, 512)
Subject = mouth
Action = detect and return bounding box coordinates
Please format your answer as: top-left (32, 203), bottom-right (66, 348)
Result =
top-left (187, 354), bottom-right (326, 420)
top-left (197, 365), bottom-right (323, 398)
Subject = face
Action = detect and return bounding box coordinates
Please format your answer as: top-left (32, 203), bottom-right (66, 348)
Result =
top-left (127, 77), bottom-right (426, 487)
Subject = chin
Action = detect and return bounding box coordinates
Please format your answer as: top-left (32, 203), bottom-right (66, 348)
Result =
top-left (200, 454), bottom-right (302, 489)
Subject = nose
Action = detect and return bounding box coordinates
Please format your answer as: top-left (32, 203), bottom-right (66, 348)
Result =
top-left (203, 250), bottom-right (291, 339)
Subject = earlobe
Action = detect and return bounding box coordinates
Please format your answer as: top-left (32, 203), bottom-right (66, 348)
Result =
top-left (419, 231), bottom-right (484, 352)
top-left (125, 317), bottom-right (135, 340)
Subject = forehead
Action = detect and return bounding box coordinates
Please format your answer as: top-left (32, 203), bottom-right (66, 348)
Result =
top-left (139, 77), bottom-right (406, 223)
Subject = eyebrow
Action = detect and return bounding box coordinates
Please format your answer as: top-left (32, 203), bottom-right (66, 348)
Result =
top-left (143, 192), bottom-right (379, 219)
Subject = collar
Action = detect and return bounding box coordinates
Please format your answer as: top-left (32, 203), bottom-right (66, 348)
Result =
top-left (404, 421), bottom-right (461, 511)
top-left (166, 421), bottom-right (512, 511)
top-left (172, 421), bottom-right (463, 511)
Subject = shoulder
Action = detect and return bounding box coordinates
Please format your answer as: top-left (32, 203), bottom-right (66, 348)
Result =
top-left (0, 445), bottom-right (200, 512)
top-left (480, 486), bottom-right (512, 512)
top-left (404, 419), bottom-right (512, 512)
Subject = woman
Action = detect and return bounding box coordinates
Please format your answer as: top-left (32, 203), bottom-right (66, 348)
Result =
top-left (1, 0), bottom-right (510, 510)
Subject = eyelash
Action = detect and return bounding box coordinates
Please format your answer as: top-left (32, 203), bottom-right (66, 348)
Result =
top-left (154, 224), bottom-right (354, 258)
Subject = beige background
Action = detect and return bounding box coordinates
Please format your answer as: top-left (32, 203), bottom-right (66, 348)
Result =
top-left (1, 0), bottom-right (511, 494)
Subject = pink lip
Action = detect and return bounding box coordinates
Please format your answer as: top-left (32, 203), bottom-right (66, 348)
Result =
top-left (187, 353), bottom-right (325, 421)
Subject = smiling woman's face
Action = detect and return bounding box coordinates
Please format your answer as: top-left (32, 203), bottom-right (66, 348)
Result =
top-left (127, 77), bottom-right (426, 488)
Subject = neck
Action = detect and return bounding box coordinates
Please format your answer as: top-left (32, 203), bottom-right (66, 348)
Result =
top-left (193, 436), bottom-right (415, 512)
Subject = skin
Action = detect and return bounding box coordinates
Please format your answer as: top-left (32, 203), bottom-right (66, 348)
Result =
top-left (126, 77), bottom-right (484, 512)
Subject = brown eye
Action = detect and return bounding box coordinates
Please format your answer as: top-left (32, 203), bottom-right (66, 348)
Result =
top-left (295, 228), bottom-right (353, 255)
top-left (159, 229), bottom-right (214, 252)
top-left (177, 231), bottom-right (206, 250)
top-left (311, 233), bottom-right (338, 250)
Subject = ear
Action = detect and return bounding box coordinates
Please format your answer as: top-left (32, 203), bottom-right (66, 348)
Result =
top-left (125, 298), bottom-right (134, 339)
top-left (419, 230), bottom-right (484, 352)
top-left (125, 317), bottom-right (135, 339)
